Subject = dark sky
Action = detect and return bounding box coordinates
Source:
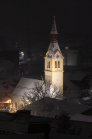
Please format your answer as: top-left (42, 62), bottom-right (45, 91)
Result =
top-left (0, 0), bottom-right (92, 47)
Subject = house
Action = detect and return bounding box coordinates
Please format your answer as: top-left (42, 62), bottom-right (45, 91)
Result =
top-left (70, 112), bottom-right (92, 137)
top-left (24, 97), bottom-right (92, 118)
top-left (60, 40), bottom-right (83, 66)
top-left (64, 70), bottom-right (91, 90)
top-left (0, 79), bottom-right (19, 109)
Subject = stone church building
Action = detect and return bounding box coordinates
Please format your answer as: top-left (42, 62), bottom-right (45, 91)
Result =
top-left (11, 17), bottom-right (64, 110)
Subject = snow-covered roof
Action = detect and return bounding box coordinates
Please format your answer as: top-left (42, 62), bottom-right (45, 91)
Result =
top-left (46, 42), bottom-right (64, 58)
top-left (11, 78), bottom-right (44, 98)
top-left (70, 113), bottom-right (92, 123)
top-left (25, 98), bottom-right (92, 117)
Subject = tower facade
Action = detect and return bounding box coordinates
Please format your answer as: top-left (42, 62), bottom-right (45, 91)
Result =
top-left (44, 16), bottom-right (64, 93)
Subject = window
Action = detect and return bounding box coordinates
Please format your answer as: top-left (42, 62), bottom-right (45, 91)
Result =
top-left (47, 61), bottom-right (50, 68)
top-left (55, 61), bottom-right (57, 68)
top-left (70, 51), bottom-right (76, 54)
top-left (58, 61), bottom-right (60, 68)
top-left (65, 47), bottom-right (69, 49)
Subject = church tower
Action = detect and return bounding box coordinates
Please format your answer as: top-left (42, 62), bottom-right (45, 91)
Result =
top-left (44, 16), bottom-right (64, 93)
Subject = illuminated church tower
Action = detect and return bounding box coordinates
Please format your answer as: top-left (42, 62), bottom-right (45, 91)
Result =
top-left (44, 16), bottom-right (64, 94)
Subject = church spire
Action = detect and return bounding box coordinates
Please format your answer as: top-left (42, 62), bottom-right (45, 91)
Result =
top-left (50, 16), bottom-right (58, 34)
top-left (50, 16), bottom-right (58, 43)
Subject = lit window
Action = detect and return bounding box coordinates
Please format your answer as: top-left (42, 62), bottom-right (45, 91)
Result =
top-left (58, 61), bottom-right (60, 68)
top-left (65, 47), bottom-right (69, 49)
top-left (55, 61), bottom-right (57, 68)
top-left (47, 61), bottom-right (50, 68)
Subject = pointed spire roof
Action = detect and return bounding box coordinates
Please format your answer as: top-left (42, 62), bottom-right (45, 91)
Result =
top-left (50, 16), bottom-right (58, 34)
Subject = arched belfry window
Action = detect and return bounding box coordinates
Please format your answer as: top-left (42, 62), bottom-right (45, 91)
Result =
top-left (55, 61), bottom-right (57, 68)
top-left (58, 61), bottom-right (60, 68)
top-left (47, 61), bottom-right (50, 68)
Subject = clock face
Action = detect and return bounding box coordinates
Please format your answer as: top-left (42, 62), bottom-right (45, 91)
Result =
top-left (47, 54), bottom-right (49, 58)
top-left (56, 54), bottom-right (59, 58)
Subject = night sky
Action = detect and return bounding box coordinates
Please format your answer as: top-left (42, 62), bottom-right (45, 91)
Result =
top-left (0, 0), bottom-right (92, 47)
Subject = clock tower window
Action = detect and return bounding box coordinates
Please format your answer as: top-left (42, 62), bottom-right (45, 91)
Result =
top-left (47, 61), bottom-right (50, 68)
top-left (58, 61), bottom-right (60, 68)
top-left (55, 61), bottom-right (57, 68)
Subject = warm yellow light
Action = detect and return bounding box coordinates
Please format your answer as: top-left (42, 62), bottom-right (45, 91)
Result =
top-left (0, 99), bottom-right (11, 103)
top-left (47, 61), bottom-right (50, 68)
top-left (65, 47), bottom-right (69, 49)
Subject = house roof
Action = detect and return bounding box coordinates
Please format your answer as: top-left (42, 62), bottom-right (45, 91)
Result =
top-left (64, 79), bottom-right (79, 90)
top-left (63, 90), bottom-right (81, 99)
top-left (11, 78), bottom-right (44, 98)
top-left (25, 98), bottom-right (92, 117)
top-left (0, 84), bottom-right (14, 93)
top-left (70, 113), bottom-right (92, 123)
top-left (64, 70), bottom-right (86, 81)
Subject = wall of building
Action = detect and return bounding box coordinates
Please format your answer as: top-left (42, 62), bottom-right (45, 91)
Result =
top-left (62, 49), bottom-right (78, 66)
top-left (11, 97), bottom-right (18, 109)
top-left (52, 71), bottom-right (63, 92)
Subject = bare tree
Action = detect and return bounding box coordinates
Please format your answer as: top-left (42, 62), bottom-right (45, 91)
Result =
top-left (21, 81), bottom-right (63, 109)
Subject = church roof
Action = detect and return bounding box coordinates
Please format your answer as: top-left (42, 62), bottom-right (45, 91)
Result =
top-left (47, 42), bottom-right (64, 58)
top-left (11, 78), bottom-right (44, 98)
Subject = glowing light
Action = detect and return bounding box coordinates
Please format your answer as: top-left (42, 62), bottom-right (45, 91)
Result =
top-left (65, 47), bottom-right (69, 49)
top-left (0, 99), bottom-right (11, 103)
top-left (4, 99), bottom-right (11, 103)
top-left (21, 52), bottom-right (24, 56)
top-left (8, 103), bottom-right (17, 113)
